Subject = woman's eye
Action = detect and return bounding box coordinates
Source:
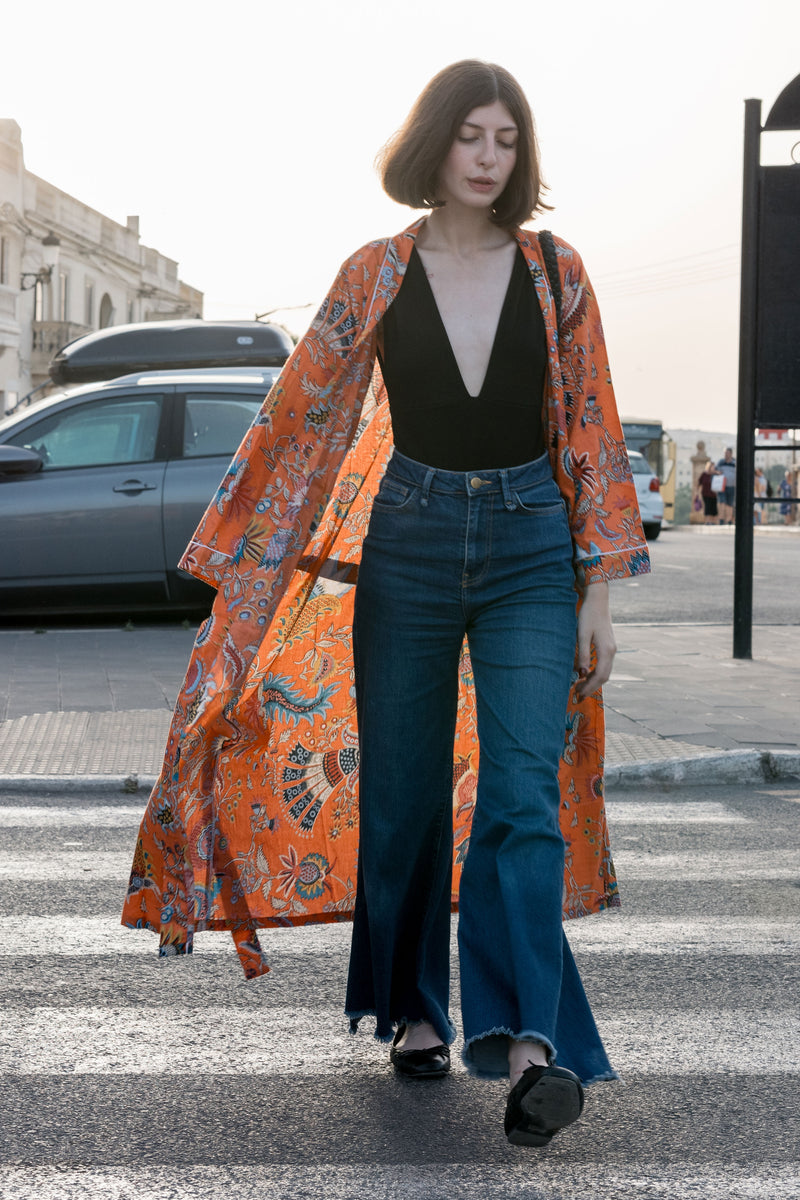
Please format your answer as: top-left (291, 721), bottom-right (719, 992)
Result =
top-left (457, 135), bottom-right (478, 144)
top-left (499, 141), bottom-right (516, 152)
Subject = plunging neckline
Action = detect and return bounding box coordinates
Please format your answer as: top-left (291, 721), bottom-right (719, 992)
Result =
top-left (410, 245), bottom-right (521, 401)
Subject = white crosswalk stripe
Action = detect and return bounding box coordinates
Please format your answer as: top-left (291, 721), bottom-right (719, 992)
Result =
top-left (0, 800), bottom-right (751, 827)
top-left (606, 800), bottom-right (750, 823)
top-left (3, 846), bottom-right (796, 881)
top-left (2, 1165), bottom-right (799, 1200)
top-left (0, 805), bottom-right (146, 827)
top-left (2, 1006), bottom-right (799, 1075)
top-left (1, 786), bottom-right (796, 1199)
top-left (2, 913), bottom-right (799, 957)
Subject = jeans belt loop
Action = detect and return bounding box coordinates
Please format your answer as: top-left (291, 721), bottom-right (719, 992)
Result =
top-left (500, 469), bottom-right (516, 511)
top-left (421, 468), bottom-right (435, 508)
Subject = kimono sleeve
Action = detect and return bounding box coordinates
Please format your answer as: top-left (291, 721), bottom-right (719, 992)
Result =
top-left (177, 249), bottom-right (381, 598)
top-left (552, 238), bottom-right (651, 586)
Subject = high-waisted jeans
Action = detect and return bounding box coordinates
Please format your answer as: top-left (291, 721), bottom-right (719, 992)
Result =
top-left (345, 449), bottom-right (616, 1084)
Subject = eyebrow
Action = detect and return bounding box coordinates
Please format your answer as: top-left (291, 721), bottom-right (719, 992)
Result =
top-left (462, 120), bottom-right (518, 132)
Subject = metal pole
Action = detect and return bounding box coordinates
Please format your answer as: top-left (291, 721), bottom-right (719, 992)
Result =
top-left (733, 99), bottom-right (762, 659)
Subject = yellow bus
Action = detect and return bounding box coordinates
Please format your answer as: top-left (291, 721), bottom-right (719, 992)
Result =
top-left (622, 418), bottom-right (676, 526)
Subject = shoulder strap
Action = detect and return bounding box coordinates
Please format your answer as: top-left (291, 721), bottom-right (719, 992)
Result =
top-left (538, 230), bottom-right (562, 333)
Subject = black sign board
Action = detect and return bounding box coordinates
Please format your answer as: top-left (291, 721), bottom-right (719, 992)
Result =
top-left (756, 166), bottom-right (800, 424)
top-left (735, 74), bottom-right (800, 659)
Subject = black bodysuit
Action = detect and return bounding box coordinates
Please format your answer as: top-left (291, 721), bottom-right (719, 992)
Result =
top-left (377, 245), bottom-right (547, 471)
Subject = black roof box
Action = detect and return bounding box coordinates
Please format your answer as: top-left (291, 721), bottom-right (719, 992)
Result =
top-left (49, 320), bottom-right (294, 386)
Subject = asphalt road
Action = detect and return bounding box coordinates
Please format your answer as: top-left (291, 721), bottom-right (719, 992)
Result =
top-left (611, 528), bottom-right (799, 625)
top-left (1, 780), bottom-right (798, 1199)
top-left (1, 527), bottom-right (797, 636)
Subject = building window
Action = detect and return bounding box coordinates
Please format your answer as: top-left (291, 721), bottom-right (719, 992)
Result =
top-left (99, 293), bottom-right (114, 328)
top-left (0, 236), bottom-right (8, 285)
top-left (127, 298), bottom-right (135, 323)
top-left (85, 279), bottom-right (95, 326)
top-left (58, 271), bottom-right (69, 321)
top-left (34, 279), bottom-right (45, 322)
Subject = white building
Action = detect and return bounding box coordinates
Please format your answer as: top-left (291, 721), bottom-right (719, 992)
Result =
top-left (0, 119), bottom-right (202, 412)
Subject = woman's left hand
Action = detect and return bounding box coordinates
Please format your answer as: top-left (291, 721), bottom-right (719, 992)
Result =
top-left (575, 581), bottom-right (617, 700)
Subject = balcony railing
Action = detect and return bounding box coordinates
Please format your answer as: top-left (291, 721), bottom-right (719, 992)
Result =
top-left (31, 320), bottom-right (89, 375)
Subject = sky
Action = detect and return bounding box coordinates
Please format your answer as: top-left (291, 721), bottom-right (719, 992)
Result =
top-left (3, 0), bottom-right (800, 432)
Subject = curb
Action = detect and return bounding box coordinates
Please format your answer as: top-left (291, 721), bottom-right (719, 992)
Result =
top-left (605, 749), bottom-right (800, 790)
top-left (0, 751), bottom-right (798, 795)
top-left (0, 773), bottom-right (158, 795)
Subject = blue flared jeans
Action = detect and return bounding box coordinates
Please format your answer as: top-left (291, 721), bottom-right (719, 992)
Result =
top-left (345, 449), bottom-right (616, 1084)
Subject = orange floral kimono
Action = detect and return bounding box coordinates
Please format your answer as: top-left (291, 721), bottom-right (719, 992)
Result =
top-left (122, 219), bottom-right (650, 978)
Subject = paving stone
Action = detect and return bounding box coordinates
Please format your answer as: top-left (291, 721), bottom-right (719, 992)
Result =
top-left (0, 623), bottom-right (797, 778)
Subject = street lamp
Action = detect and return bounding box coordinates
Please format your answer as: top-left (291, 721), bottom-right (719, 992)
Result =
top-left (20, 231), bottom-right (60, 291)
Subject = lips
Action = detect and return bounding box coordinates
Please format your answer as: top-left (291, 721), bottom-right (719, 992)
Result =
top-left (468, 177), bottom-right (496, 191)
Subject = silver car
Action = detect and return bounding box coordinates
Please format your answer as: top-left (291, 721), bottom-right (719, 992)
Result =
top-left (0, 368), bottom-right (279, 613)
top-left (627, 449), bottom-right (664, 541)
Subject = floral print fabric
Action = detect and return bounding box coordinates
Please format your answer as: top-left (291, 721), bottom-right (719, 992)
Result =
top-left (121, 221), bottom-right (650, 979)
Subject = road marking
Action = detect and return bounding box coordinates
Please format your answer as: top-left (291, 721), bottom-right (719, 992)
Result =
top-left (1, 1166), bottom-right (798, 1200)
top-left (1, 1006), bottom-right (798, 1075)
top-left (0, 851), bottom-right (134, 878)
top-left (0, 801), bottom-right (748, 828)
top-left (606, 801), bottom-right (749, 823)
top-left (566, 915), bottom-right (800, 953)
top-left (612, 850), bottom-right (799, 879)
top-left (0, 915), bottom-right (797, 957)
top-left (0, 805), bottom-right (145, 827)
top-left (4, 846), bottom-right (792, 882)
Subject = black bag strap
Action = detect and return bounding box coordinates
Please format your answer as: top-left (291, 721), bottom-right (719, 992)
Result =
top-left (538, 229), bottom-right (562, 333)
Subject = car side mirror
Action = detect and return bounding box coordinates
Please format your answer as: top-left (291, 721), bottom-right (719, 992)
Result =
top-left (0, 445), bottom-right (44, 477)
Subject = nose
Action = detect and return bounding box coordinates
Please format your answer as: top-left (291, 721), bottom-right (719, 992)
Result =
top-left (478, 137), bottom-right (497, 168)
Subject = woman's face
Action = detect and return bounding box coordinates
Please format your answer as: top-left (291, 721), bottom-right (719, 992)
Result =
top-left (437, 100), bottom-right (518, 212)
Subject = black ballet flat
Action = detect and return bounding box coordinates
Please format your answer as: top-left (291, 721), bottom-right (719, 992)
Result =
top-left (504, 1064), bottom-right (584, 1147)
top-left (389, 1026), bottom-right (451, 1079)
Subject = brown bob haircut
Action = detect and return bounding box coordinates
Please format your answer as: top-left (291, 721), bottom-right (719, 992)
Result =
top-left (378, 60), bottom-right (550, 230)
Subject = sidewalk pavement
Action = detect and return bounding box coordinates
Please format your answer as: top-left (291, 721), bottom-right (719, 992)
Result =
top-left (0, 621), bottom-right (797, 793)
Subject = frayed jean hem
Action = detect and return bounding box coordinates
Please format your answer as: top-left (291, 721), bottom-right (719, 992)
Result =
top-left (584, 1068), bottom-right (622, 1086)
top-left (461, 1026), bottom-right (557, 1080)
top-left (346, 1009), bottom-right (457, 1047)
top-left (461, 1028), bottom-right (621, 1085)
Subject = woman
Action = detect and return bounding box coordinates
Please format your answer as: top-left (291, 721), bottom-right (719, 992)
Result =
top-left (716, 447), bottom-right (736, 525)
top-left (122, 61), bottom-right (649, 1148)
top-left (753, 467), bottom-right (767, 524)
top-left (697, 458), bottom-right (720, 525)
top-left (779, 470), bottom-right (794, 524)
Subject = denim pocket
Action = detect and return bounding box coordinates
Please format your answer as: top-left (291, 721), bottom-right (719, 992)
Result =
top-left (511, 488), bottom-right (565, 516)
top-left (372, 478), bottom-right (415, 510)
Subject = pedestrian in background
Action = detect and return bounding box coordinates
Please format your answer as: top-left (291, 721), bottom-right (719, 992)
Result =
top-left (715, 446), bottom-right (736, 524)
top-left (753, 467), bottom-right (768, 524)
top-left (122, 60), bottom-right (649, 1150)
top-left (779, 470), bottom-right (794, 525)
top-left (697, 458), bottom-right (720, 525)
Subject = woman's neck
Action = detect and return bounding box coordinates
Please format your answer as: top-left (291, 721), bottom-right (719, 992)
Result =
top-left (417, 205), bottom-right (514, 257)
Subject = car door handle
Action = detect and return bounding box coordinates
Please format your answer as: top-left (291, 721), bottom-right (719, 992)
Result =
top-left (112, 479), bottom-right (158, 495)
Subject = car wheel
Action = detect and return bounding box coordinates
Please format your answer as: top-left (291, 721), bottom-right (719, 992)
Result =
top-left (643, 522), bottom-right (661, 541)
